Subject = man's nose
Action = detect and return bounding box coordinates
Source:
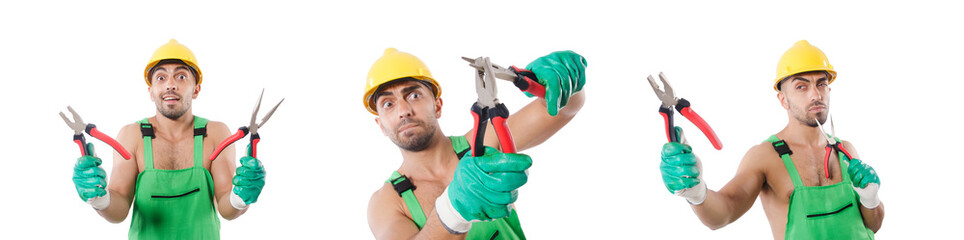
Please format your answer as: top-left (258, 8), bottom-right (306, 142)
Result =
top-left (164, 78), bottom-right (178, 91)
top-left (396, 99), bottom-right (414, 119)
top-left (809, 85), bottom-right (824, 102)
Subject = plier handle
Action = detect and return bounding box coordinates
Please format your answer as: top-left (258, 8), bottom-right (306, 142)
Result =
top-left (816, 118), bottom-right (854, 178)
top-left (463, 56), bottom-right (517, 156)
top-left (59, 106), bottom-right (132, 160)
top-left (647, 72), bottom-right (723, 150)
top-left (209, 89), bottom-right (284, 160)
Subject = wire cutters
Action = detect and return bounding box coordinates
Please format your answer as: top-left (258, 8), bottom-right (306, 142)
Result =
top-left (816, 118), bottom-right (853, 179)
top-left (460, 56), bottom-right (547, 99)
top-left (647, 72), bottom-right (723, 150)
top-left (462, 56), bottom-right (517, 156)
top-left (209, 89), bottom-right (284, 160)
top-left (59, 106), bottom-right (132, 160)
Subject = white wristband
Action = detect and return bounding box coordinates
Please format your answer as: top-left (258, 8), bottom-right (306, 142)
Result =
top-left (230, 191), bottom-right (249, 210)
top-left (678, 181), bottom-right (707, 205)
top-left (434, 188), bottom-right (471, 234)
top-left (89, 191), bottom-right (111, 210)
top-left (854, 183), bottom-right (880, 209)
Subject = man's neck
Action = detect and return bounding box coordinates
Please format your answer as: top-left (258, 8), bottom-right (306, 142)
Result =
top-left (151, 112), bottom-right (195, 138)
top-left (397, 133), bottom-right (458, 180)
top-left (779, 120), bottom-right (829, 147)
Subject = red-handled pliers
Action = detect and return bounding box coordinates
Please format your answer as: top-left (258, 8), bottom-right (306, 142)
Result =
top-left (209, 90), bottom-right (284, 160)
top-left (460, 56), bottom-right (547, 99)
top-left (462, 56), bottom-right (518, 156)
top-left (647, 72), bottom-right (723, 150)
top-left (816, 118), bottom-right (853, 179)
top-left (59, 106), bottom-right (132, 160)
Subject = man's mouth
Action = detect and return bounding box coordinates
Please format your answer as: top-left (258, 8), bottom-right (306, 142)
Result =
top-left (162, 95), bottom-right (181, 104)
top-left (397, 123), bottom-right (418, 133)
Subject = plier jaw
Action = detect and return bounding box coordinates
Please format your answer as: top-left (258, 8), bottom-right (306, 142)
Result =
top-left (462, 56), bottom-right (546, 99)
top-left (209, 89), bottom-right (284, 160)
top-left (59, 106), bottom-right (132, 160)
top-left (646, 72), bottom-right (723, 150)
top-left (463, 56), bottom-right (518, 156)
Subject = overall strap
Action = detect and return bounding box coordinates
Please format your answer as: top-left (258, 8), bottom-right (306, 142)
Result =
top-left (387, 171), bottom-right (427, 229)
top-left (192, 116), bottom-right (208, 168)
top-left (138, 118), bottom-right (155, 170)
top-left (767, 135), bottom-right (804, 187)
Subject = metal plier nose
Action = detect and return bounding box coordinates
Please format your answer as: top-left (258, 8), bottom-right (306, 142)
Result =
top-left (209, 89), bottom-right (284, 160)
top-left (59, 106), bottom-right (132, 160)
top-left (463, 56), bottom-right (517, 156)
top-left (647, 72), bottom-right (723, 150)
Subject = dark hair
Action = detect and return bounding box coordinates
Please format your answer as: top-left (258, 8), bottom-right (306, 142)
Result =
top-left (776, 70), bottom-right (830, 91)
top-left (369, 77), bottom-right (438, 111)
top-left (149, 59), bottom-right (199, 84)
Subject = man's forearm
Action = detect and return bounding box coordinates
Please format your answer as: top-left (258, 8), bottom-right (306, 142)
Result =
top-left (860, 201), bottom-right (884, 232)
top-left (690, 190), bottom-right (739, 230)
top-left (217, 192), bottom-right (247, 220)
top-left (96, 189), bottom-right (131, 223)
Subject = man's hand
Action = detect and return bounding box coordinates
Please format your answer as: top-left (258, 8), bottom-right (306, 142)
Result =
top-left (526, 50), bottom-right (587, 116)
top-left (230, 144), bottom-right (266, 209)
top-left (435, 146), bottom-right (532, 234)
top-left (73, 143), bottom-right (110, 210)
top-left (660, 127), bottom-right (706, 205)
top-left (847, 158), bottom-right (880, 209)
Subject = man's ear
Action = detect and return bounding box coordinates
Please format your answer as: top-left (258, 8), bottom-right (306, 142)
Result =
top-left (777, 91), bottom-right (789, 110)
top-left (148, 86), bottom-right (155, 102)
top-left (434, 97), bottom-right (443, 118)
top-left (192, 84), bottom-right (201, 99)
top-left (375, 117), bottom-right (388, 136)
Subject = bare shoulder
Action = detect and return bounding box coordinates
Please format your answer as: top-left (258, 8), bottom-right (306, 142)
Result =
top-left (838, 140), bottom-right (861, 159)
top-left (368, 182), bottom-right (406, 231)
top-left (116, 123), bottom-right (144, 147)
top-left (369, 183), bottom-right (401, 214)
top-left (202, 120), bottom-right (232, 140)
top-left (739, 142), bottom-right (779, 168)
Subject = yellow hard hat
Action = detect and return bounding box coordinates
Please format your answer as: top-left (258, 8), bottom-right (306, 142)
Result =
top-left (774, 40), bottom-right (836, 91)
top-left (363, 48), bottom-right (441, 115)
top-left (144, 39), bottom-right (202, 86)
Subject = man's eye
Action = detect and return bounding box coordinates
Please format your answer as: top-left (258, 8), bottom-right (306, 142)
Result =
top-left (410, 92), bottom-right (420, 99)
top-left (382, 101), bottom-right (393, 109)
top-left (156, 76), bottom-right (165, 81)
top-left (178, 74), bottom-right (187, 80)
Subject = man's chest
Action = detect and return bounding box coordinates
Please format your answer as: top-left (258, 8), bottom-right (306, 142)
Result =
top-left (136, 136), bottom-right (213, 171)
top-left (765, 148), bottom-right (845, 200)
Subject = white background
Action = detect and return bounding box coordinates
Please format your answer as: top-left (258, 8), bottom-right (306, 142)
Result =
top-left (1, 0), bottom-right (961, 239)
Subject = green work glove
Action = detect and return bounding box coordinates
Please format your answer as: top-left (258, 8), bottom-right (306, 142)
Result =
top-left (435, 146), bottom-right (532, 234)
top-left (73, 143), bottom-right (110, 210)
top-left (230, 144), bottom-right (265, 209)
top-left (526, 50), bottom-right (587, 116)
top-left (847, 158), bottom-right (881, 208)
top-left (660, 127), bottom-right (706, 205)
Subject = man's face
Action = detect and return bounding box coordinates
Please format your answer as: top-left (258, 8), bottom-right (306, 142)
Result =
top-left (779, 71), bottom-right (831, 127)
top-left (373, 80), bottom-right (442, 152)
top-left (149, 63), bottom-right (199, 120)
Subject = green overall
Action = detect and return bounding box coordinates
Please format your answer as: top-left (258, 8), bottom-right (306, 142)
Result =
top-left (767, 135), bottom-right (874, 240)
top-left (129, 117), bottom-right (220, 239)
top-left (385, 136), bottom-right (526, 240)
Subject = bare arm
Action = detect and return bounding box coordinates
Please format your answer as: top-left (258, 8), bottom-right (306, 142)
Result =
top-left (96, 124), bottom-right (141, 223)
top-left (840, 141), bottom-right (884, 232)
top-left (207, 121), bottom-right (246, 220)
top-left (690, 144), bottom-right (769, 229)
top-left (368, 186), bottom-right (466, 240)
top-left (466, 91), bottom-right (586, 151)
